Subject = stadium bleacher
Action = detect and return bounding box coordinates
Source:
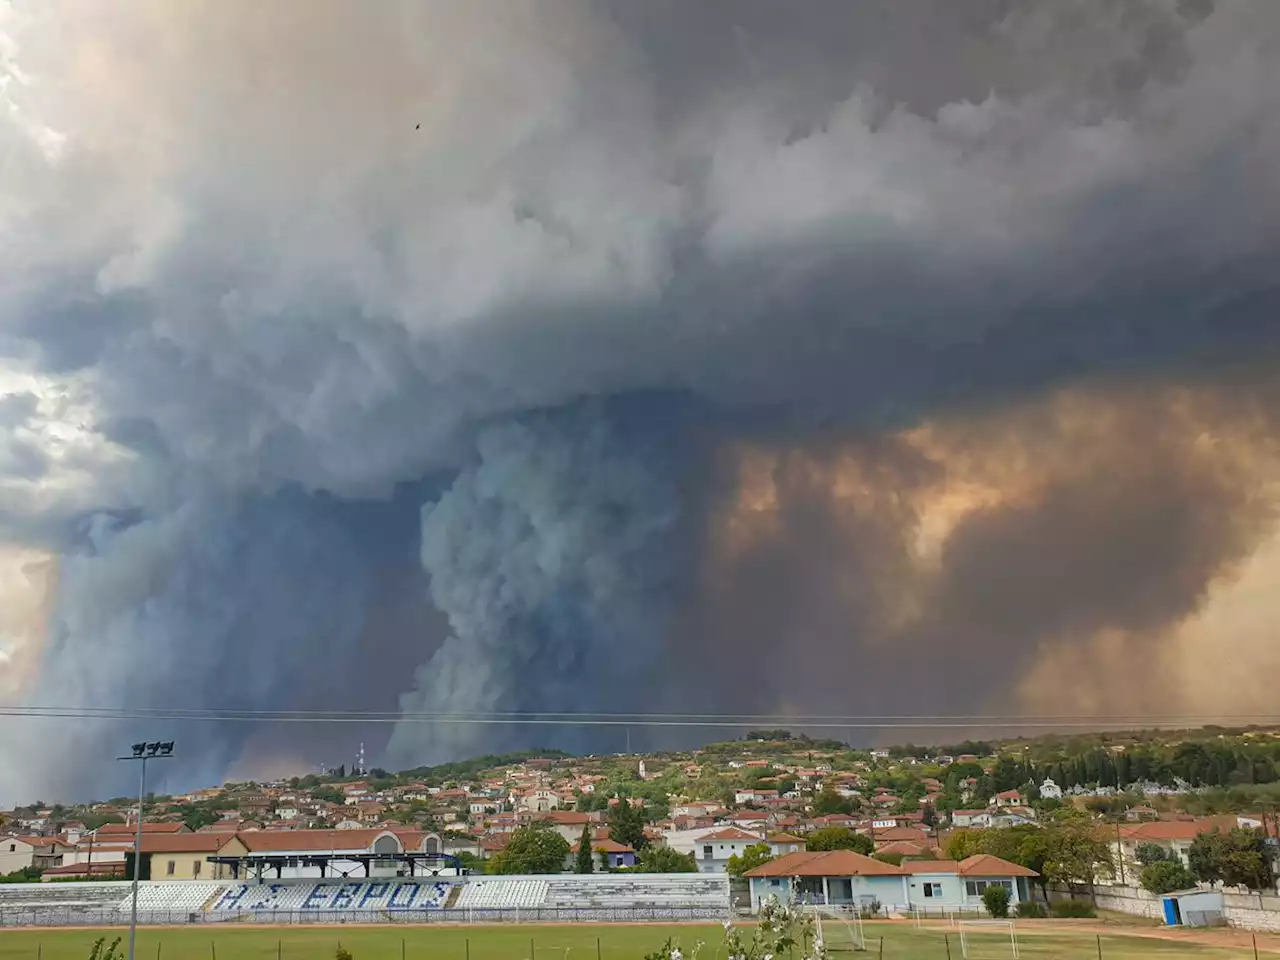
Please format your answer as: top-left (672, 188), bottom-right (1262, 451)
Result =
top-left (125, 882), bottom-right (224, 913)
top-left (542, 874), bottom-right (728, 909)
top-left (209, 880), bottom-right (451, 912)
top-left (1, 873), bottom-right (729, 925)
top-left (455, 879), bottom-right (549, 909)
top-left (0, 882), bottom-right (133, 926)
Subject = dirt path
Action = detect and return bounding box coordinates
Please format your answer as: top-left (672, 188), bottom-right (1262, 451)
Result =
top-left (864, 917), bottom-right (1280, 954)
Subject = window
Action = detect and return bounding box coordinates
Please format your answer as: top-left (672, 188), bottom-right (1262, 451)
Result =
top-left (166, 860), bottom-right (176, 876)
top-left (923, 883), bottom-right (943, 898)
top-left (703, 845), bottom-right (713, 859)
top-left (7, 844), bottom-right (13, 852)
top-left (965, 880), bottom-right (1012, 897)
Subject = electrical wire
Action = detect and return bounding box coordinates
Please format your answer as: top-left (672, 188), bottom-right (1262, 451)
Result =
top-left (0, 704), bottom-right (1277, 729)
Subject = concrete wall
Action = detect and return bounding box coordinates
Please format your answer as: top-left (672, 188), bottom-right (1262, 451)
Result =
top-left (1051, 883), bottom-right (1280, 931)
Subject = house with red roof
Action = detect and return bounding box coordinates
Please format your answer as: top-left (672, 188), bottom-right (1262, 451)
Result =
top-left (692, 826), bottom-right (768, 874)
top-left (744, 851), bottom-right (1038, 913)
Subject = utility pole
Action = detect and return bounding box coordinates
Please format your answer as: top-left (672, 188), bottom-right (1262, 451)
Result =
top-left (117, 741), bottom-right (175, 960)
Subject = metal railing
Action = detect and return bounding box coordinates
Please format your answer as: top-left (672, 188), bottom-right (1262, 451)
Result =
top-left (0, 905), bottom-right (731, 928)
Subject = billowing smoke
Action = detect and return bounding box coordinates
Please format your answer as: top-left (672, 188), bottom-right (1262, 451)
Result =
top-left (3, 0), bottom-right (1280, 800)
top-left (389, 403), bottom-right (686, 765)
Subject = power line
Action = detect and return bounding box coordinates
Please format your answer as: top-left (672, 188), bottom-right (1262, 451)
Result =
top-left (0, 704), bottom-right (1278, 729)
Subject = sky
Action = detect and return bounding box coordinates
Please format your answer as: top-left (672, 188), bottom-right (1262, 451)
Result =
top-left (2, 0), bottom-right (1280, 803)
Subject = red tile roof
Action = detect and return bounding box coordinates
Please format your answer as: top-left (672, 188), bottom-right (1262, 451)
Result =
top-left (1119, 821), bottom-right (1211, 842)
top-left (570, 839), bottom-right (634, 854)
top-left (140, 833), bottom-right (239, 854)
top-left (959, 854), bottom-right (1039, 878)
top-left (98, 822), bottom-right (189, 836)
top-left (745, 850), bottom-right (905, 878)
top-left (900, 859), bottom-right (960, 874)
top-left (698, 827), bottom-right (764, 843)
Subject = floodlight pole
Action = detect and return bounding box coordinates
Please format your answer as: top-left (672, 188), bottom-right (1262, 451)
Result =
top-left (118, 743), bottom-right (174, 960)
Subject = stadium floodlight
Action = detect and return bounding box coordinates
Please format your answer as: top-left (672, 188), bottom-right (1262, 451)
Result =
top-left (117, 739), bottom-right (175, 960)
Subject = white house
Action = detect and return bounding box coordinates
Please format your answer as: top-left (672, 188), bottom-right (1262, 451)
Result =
top-left (667, 826), bottom-right (767, 875)
top-left (950, 810), bottom-right (993, 829)
top-left (518, 790), bottom-right (562, 813)
top-left (765, 833), bottom-right (805, 857)
top-left (990, 790), bottom-right (1026, 809)
top-left (1039, 778), bottom-right (1063, 800)
top-left (745, 851), bottom-right (1038, 914)
top-left (1111, 820), bottom-right (1208, 878)
top-left (0, 836), bottom-right (38, 875)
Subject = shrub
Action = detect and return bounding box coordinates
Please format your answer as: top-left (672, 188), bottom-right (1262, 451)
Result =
top-left (1051, 900), bottom-right (1096, 918)
top-left (335, 948), bottom-right (354, 960)
top-left (1014, 900), bottom-right (1048, 919)
top-left (982, 884), bottom-right (1011, 918)
top-left (88, 938), bottom-right (123, 960)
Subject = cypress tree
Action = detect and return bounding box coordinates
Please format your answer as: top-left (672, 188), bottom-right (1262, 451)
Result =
top-left (575, 823), bottom-right (594, 874)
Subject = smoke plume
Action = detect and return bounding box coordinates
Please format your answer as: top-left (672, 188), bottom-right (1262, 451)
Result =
top-left (3, 0), bottom-right (1280, 800)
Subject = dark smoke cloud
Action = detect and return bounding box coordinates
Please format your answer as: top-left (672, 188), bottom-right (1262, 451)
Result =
top-left (681, 378), bottom-right (1276, 721)
top-left (2, 0), bottom-right (1280, 799)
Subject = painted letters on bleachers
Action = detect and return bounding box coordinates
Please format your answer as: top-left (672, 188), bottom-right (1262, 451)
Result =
top-left (208, 881), bottom-right (447, 912)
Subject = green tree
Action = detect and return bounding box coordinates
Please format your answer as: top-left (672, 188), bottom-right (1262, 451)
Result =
top-left (982, 884), bottom-right (1011, 919)
top-left (488, 823), bottom-right (570, 875)
top-left (945, 831), bottom-right (985, 861)
top-left (574, 823), bottom-right (594, 874)
top-left (1134, 843), bottom-right (1172, 866)
top-left (1140, 860), bottom-right (1196, 895)
top-left (637, 846), bottom-right (699, 873)
top-left (921, 805), bottom-right (938, 831)
top-left (1043, 819), bottom-right (1113, 905)
top-left (1191, 828), bottom-right (1276, 890)
top-left (1189, 830), bottom-right (1230, 886)
top-left (606, 801), bottom-right (650, 852)
top-left (806, 827), bottom-right (873, 854)
top-left (811, 787), bottom-right (854, 817)
top-left (726, 842), bottom-right (775, 877)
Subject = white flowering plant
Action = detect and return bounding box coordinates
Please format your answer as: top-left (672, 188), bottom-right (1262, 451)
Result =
top-left (661, 898), bottom-right (825, 960)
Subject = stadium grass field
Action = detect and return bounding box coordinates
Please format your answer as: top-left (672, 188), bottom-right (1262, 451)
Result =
top-left (0, 922), bottom-right (1275, 960)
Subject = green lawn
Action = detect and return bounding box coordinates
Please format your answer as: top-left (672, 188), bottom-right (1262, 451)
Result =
top-left (0, 923), bottom-right (1265, 960)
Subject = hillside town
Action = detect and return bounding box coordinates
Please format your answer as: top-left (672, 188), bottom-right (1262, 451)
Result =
top-left (4, 727), bottom-right (1280, 909)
